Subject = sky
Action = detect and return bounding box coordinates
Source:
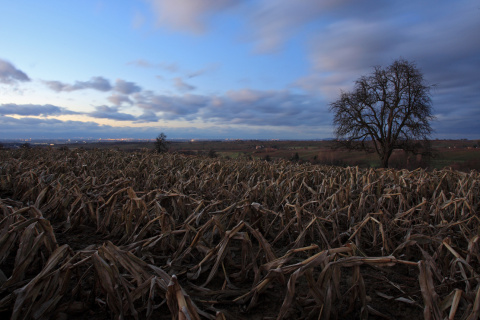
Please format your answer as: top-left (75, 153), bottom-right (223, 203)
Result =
top-left (0, 0), bottom-right (479, 140)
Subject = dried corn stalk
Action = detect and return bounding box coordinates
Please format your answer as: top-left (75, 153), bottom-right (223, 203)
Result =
top-left (0, 148), bottom-right (478, 319)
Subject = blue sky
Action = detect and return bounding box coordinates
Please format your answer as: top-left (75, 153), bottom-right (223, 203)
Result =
top-left (1, 0), bottom-right (479, 140)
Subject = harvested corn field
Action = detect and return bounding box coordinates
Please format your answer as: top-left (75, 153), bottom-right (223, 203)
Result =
top-left (0, 148), bottom-right (479, 319)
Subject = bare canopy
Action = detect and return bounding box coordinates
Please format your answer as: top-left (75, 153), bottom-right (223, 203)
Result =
top-left (329, 58), bottom-right (435, 168)
top-left (155, 132), bottom-right (169, 153)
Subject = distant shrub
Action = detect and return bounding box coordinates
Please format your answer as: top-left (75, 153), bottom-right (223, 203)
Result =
top-left (155, 133), bottom-right (169, 153)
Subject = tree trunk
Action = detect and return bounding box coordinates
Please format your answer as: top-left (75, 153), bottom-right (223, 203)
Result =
top-left (381, 150), bottom-right (392, 168)
top-left (381, 156), bottom-right (389, 168)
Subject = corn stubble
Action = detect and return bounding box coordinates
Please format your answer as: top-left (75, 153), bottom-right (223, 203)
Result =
top-left (0, 149), bottom-right (479, 319)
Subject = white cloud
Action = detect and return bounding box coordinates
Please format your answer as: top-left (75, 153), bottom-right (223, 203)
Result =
top-left (128, 59), bottom-right (179, 72)
top-left (186, 63), bottom-right (220, 78)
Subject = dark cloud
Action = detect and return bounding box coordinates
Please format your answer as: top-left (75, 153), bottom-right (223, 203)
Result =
top-left (201, 89), bottom-right (329, 127)
top-left (132, 88), bottom-right (330, 127)
top-left (113, 79), bottom-right (142, 94)
top-left (136, 110), bottom-right (160, 123)
top-left (2, 2), bottom-right (477, 140)
top-left (0, 59), bottom-right (31, 84)
top-left (42, 80), bottom-right (71, 92)
top-left (43, 76), bottom-right (112, 92)
top-left (88, 106), bottom-right (137, 121)
top-left (144, 0), bottom-right (388, 53)
top-left (133, 91), bottom-right (206, 118)
top-left (148, 0), bottom-right (237, 34)
top-left (0, 103), bottom-right (77, 116)
top-left (296, 1), bottom-right (479, 139)
top-left (173, 77), bottom-right (196, 92)
top-left (144, 0), bottom-right (478, 139)
top-left (0, 115), bottom-right (328, 140)
top-left (43, 77), bottom-right (141, 95)
top-left (71, 76), bottom-right (112, 91)
top-left (248, 0), bottom-right (336, 53)
top-left (108, 94), bottom-right (133, 105)
top-left (433, 108), bottom-right (480, 139)
top-left (0, 116), bottom-right (153, 139)
top-left (248, 0), bottom-right (405, 53)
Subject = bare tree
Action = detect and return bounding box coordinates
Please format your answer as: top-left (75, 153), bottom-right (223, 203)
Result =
top-left (329, 58), bottom-right (435, 168)
top-left (154, 132), bottom-right (169, 153)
